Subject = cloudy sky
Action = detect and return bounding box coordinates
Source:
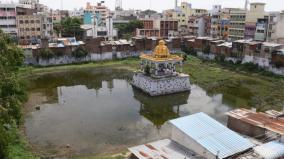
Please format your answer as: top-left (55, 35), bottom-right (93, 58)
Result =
top-left (3, 0), bottom-right (284, 12)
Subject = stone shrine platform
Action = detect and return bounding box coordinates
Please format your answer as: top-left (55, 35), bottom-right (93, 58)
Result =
top-left (132, 72), bottom-right (191, 96)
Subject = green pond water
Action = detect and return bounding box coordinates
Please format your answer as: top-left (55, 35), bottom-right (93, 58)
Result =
top-left (24, 68), bottom-right (251, 156)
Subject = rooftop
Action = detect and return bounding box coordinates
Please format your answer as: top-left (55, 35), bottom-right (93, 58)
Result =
top-left (226, 108), bottom-right (284, 136)
top-left (169, 112), bottom-right (254, 159)
top-left (128, 139), bottom-right (205, 159)
top-left (217, 42), bottom-right (232, 48)
top-left (262, 42), bottom-right (283, 47)
top-left (254, 141), bottom-right (284, 159)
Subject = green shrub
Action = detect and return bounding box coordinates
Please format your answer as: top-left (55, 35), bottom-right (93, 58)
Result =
top-left (40, 48), bottom-right (54, 59)
top-left (72, 47), bottom-right (88, 58)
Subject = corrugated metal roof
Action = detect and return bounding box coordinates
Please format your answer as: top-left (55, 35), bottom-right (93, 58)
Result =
top-left (226, 109), bottom-right (284, 136)
top-left (170, 112), bottom-right (254, 159)
top-left (128, 139), bottom-right (205, 159)
top-left (254, 141), bottom-right (284, 159)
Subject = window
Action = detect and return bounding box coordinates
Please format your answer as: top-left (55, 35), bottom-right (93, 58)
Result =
top-left (19, 20), bottom-right (23, 24)
top-left (30, 20), bottom-right (34, 23)
top-left (25, 20), bottom-right (29, 23)
top-left (26, 28), bottom-right (29, 31)
top-left (31, 28), bottom-right (35, 31)
top-left (37, 28), bottom-right (40, 31)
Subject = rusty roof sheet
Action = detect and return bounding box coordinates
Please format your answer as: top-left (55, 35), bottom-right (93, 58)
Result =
top-left (128, 139), bottom-right (204, 159)
top-left (226, 108), bottom-right (284, 135)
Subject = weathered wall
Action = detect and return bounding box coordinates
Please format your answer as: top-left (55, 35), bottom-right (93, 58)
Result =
top-left (227, 116), bottom-right (266, 139)
top-left (36, 51), bottom-right (140, 66)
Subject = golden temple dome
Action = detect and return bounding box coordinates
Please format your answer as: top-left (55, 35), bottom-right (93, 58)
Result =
top-left (153, 40), bottom-right (170, 58)
top-left (140, 39), bottom-right (183, 62)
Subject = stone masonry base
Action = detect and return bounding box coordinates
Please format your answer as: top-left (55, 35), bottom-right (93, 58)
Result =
top-left (132, 72), bottom-right (191, 96)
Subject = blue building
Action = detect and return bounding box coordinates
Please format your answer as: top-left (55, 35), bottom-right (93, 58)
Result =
top-left (83, 11), bottom-right (93, 25)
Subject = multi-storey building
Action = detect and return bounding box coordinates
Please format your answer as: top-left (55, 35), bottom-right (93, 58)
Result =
top-left (271, 11), bottom-right (284, 44)
top-left (17, 13), bottom-right (53, 44)
top-left (69, 8), bottom-right (84, 18)
top-left (244, 3), bottom-right (266, 39)
top-left (159, 19), bottom-right (179, 37)
top-left (266, 12), bottom-right (279, 42)
top-left (192, 9), bottom-right (208, 16)
top-left (254, 18), bottom-right (268, 41)
top-left (136, 19), bottom-right (159, 37)
top-left (210, 5), bottom-right (222, 38)
top-left (172, 2), bottom-right (192, 27)
top-left (82, 2), bottom-right (117, 39)
top-left (188, 15), bottom-right (210, 37)
top-left (210, 6), bottom-right (231, 39)
top-left (229, 9), bottom-right (246, 41)
top-left (0, 3), bottom-right (17, 38)
top-left (136, 18), bottom-right (178, 38)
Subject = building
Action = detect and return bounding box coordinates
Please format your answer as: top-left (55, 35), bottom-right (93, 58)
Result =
top-left (172, 2), bottom-right (192, 28)
top-left (210, 5), bottom-right (222, 38)
top-left (271, 11), bottom-right (284, 44)
top-left (170, 112), bottom-right (254, 159)
top-left (192, 8), bottom-right (208, 16)
top-left (128, 139), bottom-right (203, 159)
top-left (227, 108), bottom-right (284, 140)
top-left (188, 15), bottom-right (210, 37)
top-left (244, 3), bottom-right (266, 39)
top-left (159, 19), bottom-right (179, 37)
top-left (136, 19), bottom-right (160, 37)
top-left (254, 18), bottom-right (268, 41)
top-left (82, 2), bottom-right (116, 39)
top-left (69, 8), bottom-right (84, 18)
top-left (49, 9), bottom-right (69, 23)
top-left (229, 9), bottom-right (246, 41)
top-left (17, 13), bottom-right (53, 45)
top-left (0, 3), bottom-right (18, 38)
top-left (272, 49), bottom-right (284, 68)
top-left (113, 9), bottom-right (137, 21)
top-left (266, 12), bottom-right (279, 42)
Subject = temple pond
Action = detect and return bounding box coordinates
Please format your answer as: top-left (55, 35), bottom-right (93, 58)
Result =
top-left (24, 67), bottom-right (252, 157)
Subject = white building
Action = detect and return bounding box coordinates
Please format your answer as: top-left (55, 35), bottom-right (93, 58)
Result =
top-left (69, 8), bottom-right (84, 18)
top-left (271, 11), bottom-right (284, 44)
top-left (0, 3), bottom-right (18, 37)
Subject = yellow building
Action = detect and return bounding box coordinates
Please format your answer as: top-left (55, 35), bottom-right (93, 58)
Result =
top-left (245, 3), bottom-right (265, 23)
top-left (172, 2), bottom-right (192, 27)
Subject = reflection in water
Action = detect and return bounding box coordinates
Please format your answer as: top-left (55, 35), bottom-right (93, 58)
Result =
top-left (133, 88), bottom-right (190, 128)
top-left (25, 68), bottom-right (233, 156)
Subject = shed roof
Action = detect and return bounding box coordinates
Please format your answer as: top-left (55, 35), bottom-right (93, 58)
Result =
top-left (170, 112), bottom-right (254, 159)
top-left (128, 139), bottom-right (204, 159)
top-left (254, 141), bottom-right (284, 159)
top-left (226, 108), bottom-right (284, 136)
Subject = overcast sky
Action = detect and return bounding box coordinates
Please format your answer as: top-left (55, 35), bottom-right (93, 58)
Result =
top-left (3, 0), bottom-right (284, 12)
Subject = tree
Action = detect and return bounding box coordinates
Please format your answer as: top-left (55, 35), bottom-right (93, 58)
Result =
top-left (0, 30), bottom-right (26, 157)
top-left (202, 46), bottom-right (211, 54)
top-left (54, 17), bottom-right (84, 40)
top-left (115, 20), bottom-right (144, 39)
top-left (39, 48), bottom-right (54, 59)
